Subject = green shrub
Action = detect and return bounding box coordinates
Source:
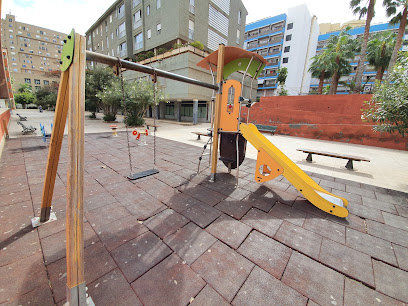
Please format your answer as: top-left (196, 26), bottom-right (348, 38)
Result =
top-left (103, 112), bottom-right (116, 122)
top-left (189, 41), bottom-right (204, 50)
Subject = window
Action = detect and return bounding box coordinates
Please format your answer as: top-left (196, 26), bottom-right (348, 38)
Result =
top-left (284, 46), bottom-right (290, 53)
top-left (24, 78), bottom-right (31, 84)
top-left (34, 79), bottom-right (40, 84)
top-left (238, 10), bottom-right (242, 25)
top-left (147, 29), bottom-right (151, 39)
top-left (35, 86), bottom-right (41, 90)
top-left (118, 22), bottom-right (126, 38)
top-left (189, 0), bottom-right (195, 14)
top-left (157, 0), bottom-right (161, 9)
top-left (110, 14), bottom-right (113, 23)
top-left (188, 20), bottom-right (194, 40)
top-left (111, 32), bottom-right (114, 39)
top-left (118, 3), bottom-right (125, 19)
top-left (96, 27), bottom-right (99, 35)
top-left (93, 31), bottom-right (95, 38)
top-left (285, 34), bottom-right (292, 41)
top-left (135, 32), bottom-right (143, 50)
top-left (287, 23), bottom-right (293, 30)
top-left (133, 10), bottom-right (142, 29)
top-left (165, 104), bottom-right (174, 116)
top-left (44, 80), bottom-right (49, 85)
top-left (157, 23), bottom-right (161, 34)
top-left (236, 29), bottom-right (240, 45)
top-left (283, 57), bottom-right (288, 63)
top-left (119, 42), bottom-right (127, 57)
top-left (133, 0), bottom-right (141, 7)
top-left (9, 18), bottom-right (13, 22)
top-left (107, 37), bottom-right (109, 48)
top-left (146, 5), bottom-right (150, 15)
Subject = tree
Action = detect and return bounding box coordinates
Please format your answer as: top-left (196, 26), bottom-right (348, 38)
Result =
top-left (362, 53), bottom-right (408, 136)
top-left (96, 79), bottom-right (123, 121)
top-left (14, 83), bottom-right (35, 108)
top-left (277, 67), bottom-right (288, 85)
top-left (85, 66), bottom-right (117, 117)
top-left (35, 84), bottom-right (58, 109)
top-left (350, 0), bottom-right (376, 93)
top-left (308, 49), bottom-right (334, 94)
top-left (366, 31), bottom-right (396, 83)
top-left (324, 28), bottom-right (359, 94)
top-left (383, 0), bottom-right (408, 75)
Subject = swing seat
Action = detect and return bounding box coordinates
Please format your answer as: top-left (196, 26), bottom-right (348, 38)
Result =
top-left (127, 169), bottom-right (159, 180)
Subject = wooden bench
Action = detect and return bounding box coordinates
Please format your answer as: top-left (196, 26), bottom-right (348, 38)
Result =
top-left (255, 124), bottom-right (277, 135)
top-left (297, 148), bottom-right (370, 170)
top-left (146, 124), bottom-right (160, 132)
top-left (192, 131), bottom-right (211, 140)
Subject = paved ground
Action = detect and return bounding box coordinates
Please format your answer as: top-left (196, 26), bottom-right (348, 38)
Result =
top-left (1, 129), bottom-right (408, 305)
top-left (7, 109), bottom-right (408, 193)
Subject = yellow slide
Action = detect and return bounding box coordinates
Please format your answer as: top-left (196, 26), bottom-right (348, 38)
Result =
top-left (240, 123), bottom-right (349, 218)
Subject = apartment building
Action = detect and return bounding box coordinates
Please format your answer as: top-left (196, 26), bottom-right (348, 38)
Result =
top-left (86, 0), bottom-right (249, 123)
top-left (310, 22), bottom-right (408, 94)
top-left (1, 48), bottom-right (15, 108)
top-left (86, 0), bottom-right (247, 59)
top-left (0, 14), bottom-right (66, 94)
top-left (244, 4), bottom-right (319, 97)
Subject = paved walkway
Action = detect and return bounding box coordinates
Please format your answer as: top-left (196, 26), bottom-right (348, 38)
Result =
top-left (1, 130), bottom-right (408, 305)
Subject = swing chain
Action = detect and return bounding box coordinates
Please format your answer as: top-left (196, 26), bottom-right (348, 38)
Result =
top-left (117, 58), bottom-right (133, 177)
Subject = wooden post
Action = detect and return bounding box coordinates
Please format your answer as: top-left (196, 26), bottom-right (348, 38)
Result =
top-left (66, 33), bottom-right (86, 306)
top-left (39, 70), bottom-right (70, 222)
top-left (210, 44), bottom-right (225, 182)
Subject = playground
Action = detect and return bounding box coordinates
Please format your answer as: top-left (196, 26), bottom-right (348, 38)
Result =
top-left (1, 33), bottom-right (408, 305)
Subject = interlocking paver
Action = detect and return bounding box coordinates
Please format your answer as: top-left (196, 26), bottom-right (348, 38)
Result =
top-left (164, 222), bottom-right (217, 264)
top-left (132, 253), bottom-right (205, 305)
top-left (304, 215), bottom-right (345, 244)
top-left (0, 251), bottom-right (48, 304)
top-left (118, 190), bottom-right (166, 220)
top-left (95, 215), bottom-right (149, 251)
top-left (292, 198), bottom-right (328, 218)
top-left (215, 198), bottom-right (253, 219)
top-left (206, 214), bottom-right (252, 249)
top-left (191, 241), bottom-right (254, 302)
top-left (395, 204), bottom-right (408, 218)
top-left (332, 189), bottom-right (363, 204)
top-left (165, 192), bottom-right (203, 213)
top-left (181, 201), bottom-right (222, 228)
top-left (346, 228), bottom-right (397, 266)
top-left (241, 208), bottom-right (282, 238)
top-left (183, 184), bottom-right (227, 206)
top-left (320, 179), bottom-right (346, 192)
top-left (393, 244), bottom-right (408, 271)
top-left (111, 231), bottom-right (172, 282)
top-left (362, 197), bottom-right (397, 214)
top-left (0, 229), bottom-right (41, 266)
top-left (274, 221), bottom-right (322, 260)
top-left (327, 213), bottom-right (366, 233)
top-left (346, 185), bottom-right (376, 199)
top-left (319, 238), bottom-right (375, 287)
top-left (0, 201), bottom-right (35, 238)
top-left (373, 260), bottom-right (408, 302)
top-left (88, 269), bottom-right (142, 306)
top-left (233, 266), bottom-right (308, 306)
top-left (281, 252), bottom-right (344, 306)
top-left (367, 220), bottom-right (408, 247)
top-left (243, 191), bottom-right (275, 212)
top-left (85, 202), bottom-right (131, 230)
top-left (190, 285), bottom-right (230, 306)
top-left (237, 230), bottom-right (291, 279)
top-left (47, 241), bottom-right (117, 303)
top-left (144, 209), bottom-right (189, 239)
top-left (344, 277), bottom-right (405, 306)
top-left (382, 212), bottom-right (408, 232)
top-left (347, 202), bottom-right (384, 223)
top-left (269, 202), bottom-right (307, 227)
top-left (83, 192), bottom-right (118, 212)
top-left (5, 283), bottom-right (54, 306)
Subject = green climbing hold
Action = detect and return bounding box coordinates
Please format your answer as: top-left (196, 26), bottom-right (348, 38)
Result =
top-left (60, 29), bottom-right (75, 72)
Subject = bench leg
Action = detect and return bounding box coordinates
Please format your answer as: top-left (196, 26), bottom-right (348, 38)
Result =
top-left (306, 153), bottom-right (313, 162)
top-left (197, 135), bottom-right (201, 140)
top-left (154, 127), bottom-right (157, 132)
top-left (345, 159), bottom-right (354, 170)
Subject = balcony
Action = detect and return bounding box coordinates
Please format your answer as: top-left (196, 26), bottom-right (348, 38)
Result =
top-left (133, 19), bottom-right (142, 30)
top-left (269, 37), bottom-right (283, 45)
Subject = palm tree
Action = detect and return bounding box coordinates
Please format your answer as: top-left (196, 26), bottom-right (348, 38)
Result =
top-left (366, 31), bottom-right (396, 82)
top-left (308, 50), bottom-right (334, 94)
top-left (325, 28), bottom-right (359, 94)
top-left (350, 0), bottom-right (376, 94)
top-left (383, 0), bottom-right (408, 74)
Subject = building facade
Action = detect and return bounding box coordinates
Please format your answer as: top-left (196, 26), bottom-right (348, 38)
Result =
top-left (86, 0), bottom-right (249, 123)
top-left (244, 4), bottom-right (319, 97)
top-left (310, 23), bottom-right (408, 94)
top-left (0, 14), bottom-right (66, 95)
top-left (1, 48), bottom-right (15, 108)
top-left (86, 0), bottom-right (248, 59)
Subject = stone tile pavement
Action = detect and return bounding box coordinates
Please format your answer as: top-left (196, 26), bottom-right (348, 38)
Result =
top-left (1, 132), bottom-right (408, 305)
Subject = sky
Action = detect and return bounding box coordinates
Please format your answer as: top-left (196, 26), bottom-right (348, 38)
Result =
top-left (1, 0), bottom-right (392, 35)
